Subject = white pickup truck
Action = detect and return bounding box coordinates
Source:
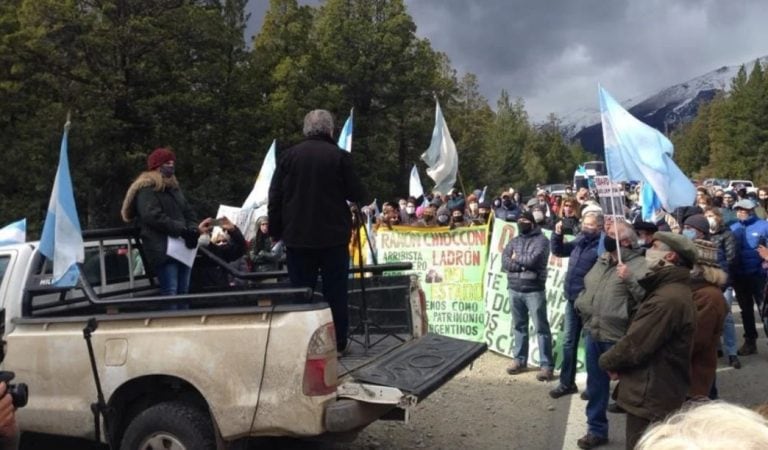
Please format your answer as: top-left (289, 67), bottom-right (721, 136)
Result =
top-left (0, 228), bottom-right (485, 450)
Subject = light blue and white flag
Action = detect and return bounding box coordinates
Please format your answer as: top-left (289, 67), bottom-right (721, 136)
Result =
top-left (421, 100), bottom-right (458, 195)
top-left (640, 182), bottom-right (662, 222)
top-left (0, 218), bottom-right (26, 246)
top-left (599, 86), bottom-right (695, 211)
top-left (409, 164), bottom-right (425, 200)
top-left (39, 122), bottom-right (84, 287)
top-left (337, 108), bottom-right (353, 152)
top-left (242, 139), bottom-right (277, 210)
top-left (478, 186), bottom-right (488, 204)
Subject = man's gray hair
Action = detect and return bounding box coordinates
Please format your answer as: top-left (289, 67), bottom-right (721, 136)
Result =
top-left (582, 211), bottom-right (604, 227)
top-left (303, 109), bottom-right (334, 138)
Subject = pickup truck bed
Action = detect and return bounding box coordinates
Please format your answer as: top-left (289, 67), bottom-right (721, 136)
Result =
top-left (0, 227), bottom-right (486, 449)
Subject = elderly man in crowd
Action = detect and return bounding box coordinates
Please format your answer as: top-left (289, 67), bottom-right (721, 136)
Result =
top-left (573, 219), bottom-right (647, 449)
top-left (599, 232), bottom-right (697, 450)
top-left (548, 211), bottom-right (602, 400)
top-left (730, 199), bottom-right (768, 356)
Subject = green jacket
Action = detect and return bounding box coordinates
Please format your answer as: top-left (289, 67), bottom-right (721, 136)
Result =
top-left (574, 247), bottom-right (646, 343)
top-left (599, 265), bottom-right (695, 422)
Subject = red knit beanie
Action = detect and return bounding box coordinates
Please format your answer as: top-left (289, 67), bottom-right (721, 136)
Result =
top-left (147, 147), bottom-right (176, 170)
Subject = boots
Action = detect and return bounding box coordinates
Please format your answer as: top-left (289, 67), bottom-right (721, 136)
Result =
top-left (737, 339), bottom-right (757, 356)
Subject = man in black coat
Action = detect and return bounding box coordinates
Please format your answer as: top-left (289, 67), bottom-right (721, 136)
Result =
top-left (268, 109), bottom-right (366, 352)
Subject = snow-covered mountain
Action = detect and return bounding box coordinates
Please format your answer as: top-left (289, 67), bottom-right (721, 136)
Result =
top-left (569, 55), bottom-right (768, 155)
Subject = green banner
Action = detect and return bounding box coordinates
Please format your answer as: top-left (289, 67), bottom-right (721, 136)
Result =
top-left (483, 219), bottom-right (584, 369)
top-left (376, 225), bottom-right (488, 342)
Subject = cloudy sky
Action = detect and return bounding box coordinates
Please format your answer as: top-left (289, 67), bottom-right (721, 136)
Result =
top-left (246, 0), bottom-right (768, 121)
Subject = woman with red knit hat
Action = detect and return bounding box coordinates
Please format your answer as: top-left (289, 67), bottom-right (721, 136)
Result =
top-left (121, 147), bottom-right (211, 297)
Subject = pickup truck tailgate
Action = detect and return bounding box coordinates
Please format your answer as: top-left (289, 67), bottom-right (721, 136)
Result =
top-left (348, 333), bottom-right (486, 400)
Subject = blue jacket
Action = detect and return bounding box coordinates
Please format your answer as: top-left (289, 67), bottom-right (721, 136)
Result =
top-left (730, 215), bottom-right (768, 276)
top-left (502, 227), bottom-right (550, 293)
top-left (551, 231), bottom-right (601, 301)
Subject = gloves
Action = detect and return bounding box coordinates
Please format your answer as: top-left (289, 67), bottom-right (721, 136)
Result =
top-left (181, 227), bottom-right (199, 249)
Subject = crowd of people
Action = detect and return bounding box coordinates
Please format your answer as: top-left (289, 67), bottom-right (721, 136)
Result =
top-left (118, 107), bottom-right (768, 450)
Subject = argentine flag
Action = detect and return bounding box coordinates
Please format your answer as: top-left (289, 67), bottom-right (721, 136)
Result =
top-left (337, 109), bottom-right (353, 152)
top-left (0, 218), bottom-right (26, 246)
top-left (39, 122), bottom-right (84, 287)
top-left (599, 86), bottom-right (695, 211)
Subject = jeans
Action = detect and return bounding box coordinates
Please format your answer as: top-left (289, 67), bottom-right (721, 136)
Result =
top-left (156, 259), bottom-right (192, 296)
top-left (558, 300), bottom-right (582, 388)
top-left (510, 289), bottom-right (554, 368)
top-left (722, 287), bottom-right (737, 356)
top-left (585, 334), bottom-right (614, 438)
top-left (286, 245), bottom-right (350, 351)
top-left (733, 274), bottom-right (767, 340)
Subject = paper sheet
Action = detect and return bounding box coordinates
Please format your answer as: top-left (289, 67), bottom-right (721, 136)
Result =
top-left (167, 236), bottom-right (198, 268)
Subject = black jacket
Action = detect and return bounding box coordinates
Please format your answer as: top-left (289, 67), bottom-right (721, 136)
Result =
top-left (501, 227), bottom-right (550, 292)
top-left (121, 171), bottom-right (197, 270)
top-left (190, 226), bottom-right (247, 292)
top-left (268, 135), bottom-right (366, 248)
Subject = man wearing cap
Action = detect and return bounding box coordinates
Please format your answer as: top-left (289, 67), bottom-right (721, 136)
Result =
top-left (494, 192), bottom-right (521, 222)
top-left (599, 232), bottom-right (697, 450)
top-left (502, 210), bottom-right (554, 381)
top-left (121, 147), bottom-right (212, 297)
top-left (730, 199), bottom-right (768, 355)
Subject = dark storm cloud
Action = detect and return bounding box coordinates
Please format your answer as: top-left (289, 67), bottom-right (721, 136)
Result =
top-left (248, 0), bottom-right (768, 120)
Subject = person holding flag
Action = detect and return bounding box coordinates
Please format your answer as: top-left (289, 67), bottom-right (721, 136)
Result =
top-left (121, 147), bottom-right (212, 297)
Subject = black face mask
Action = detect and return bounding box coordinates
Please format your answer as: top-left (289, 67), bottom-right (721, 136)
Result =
top-left (713, 197), bottom-right (723, 208)
top-left (502, 199), bottom-right (512, 208)
top-left (604, 235), bottom-right (617, 253)
top-left (518, 222), bottom-right (533, 235)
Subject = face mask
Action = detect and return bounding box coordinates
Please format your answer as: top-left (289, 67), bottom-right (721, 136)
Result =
top-left (713, 197), bottom-right (723, 207)
top-left (452, 215), bottom-right (462, 222)
top-left (518, 222), bottom-right (533, 234)
top-left (406, 206), bottom-right (415, 215)
top-left (502, 199), bottom-right (512, 208)
top-left (637, 238), bottom-right (647, 247)
top-left (479, 212), bottom-right (489, 220)
top-left (532, 211), bottom-right (544, 223)
top-left (682, 229), bottom-right (698, 240)
top-left (581, 227), bottom-right (599, 237)
top-left (604, 235), bottom-right (617, 253)
top-left (159, 165), bottom-right (175, 178)
top-left (645, 249), bottom-right (670, 272)
top-left (707, 217), bottom-right (718, 231)
top-left (437, 215), bottom-right (449, 225)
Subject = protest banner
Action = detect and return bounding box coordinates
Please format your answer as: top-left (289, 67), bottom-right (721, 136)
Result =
top-left (375, 225), bottom-right (488, 342)
top-left (483, 219), bottom-right (584, 370)
top-left (595, 175), bottom-right (625, 217)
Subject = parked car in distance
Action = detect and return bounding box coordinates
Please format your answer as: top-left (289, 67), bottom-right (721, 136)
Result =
top-left (725, 179), bottom-right (758, 194)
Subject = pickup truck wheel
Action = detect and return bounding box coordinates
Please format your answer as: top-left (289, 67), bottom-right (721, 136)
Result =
top-left (120, 401), bottom-right (215, 450)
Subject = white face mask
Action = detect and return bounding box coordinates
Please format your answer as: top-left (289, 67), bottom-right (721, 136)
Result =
top-left (406, 206), bottom-right (415, 215)
top-left (645, 249), bottom-right (670, 272)
top-left (533, 211), bottom-right (544, 223)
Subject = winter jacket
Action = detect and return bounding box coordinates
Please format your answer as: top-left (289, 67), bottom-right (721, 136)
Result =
top-left (730, 214), bottom-right (768, 276)
top-left (550, 230), bottom-right (600, 301)
top-left (688, 279), bottom-right (726, 398)
top-left (268, 135), bottom-right (366, 249)
top-left (599, 266), bottom-right (696, 422)
top-left (494, 204), bottom-right (521, 222)
top-left (121, 171), bottom-right (198, 270)
top-left (709, 225), bottom-right (737, 284)
top-left (502, 227), bottom-right (550, 293)
top-left (574, 247), bottom-right (646, 343)
top-left (190, 226), bottom-right (247, 292)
